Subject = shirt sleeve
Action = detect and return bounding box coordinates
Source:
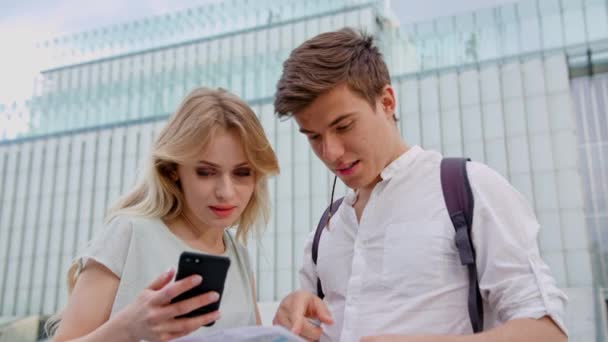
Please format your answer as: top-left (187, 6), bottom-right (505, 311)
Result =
top-left (298, 230), bottom-right (318, 294)
top-left (468, 162), bottom-right (568, 335)
top-left (74, 215), bottom-right (134, 278)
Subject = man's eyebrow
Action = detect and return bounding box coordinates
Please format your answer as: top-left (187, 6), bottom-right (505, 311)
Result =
top-left (298, 113), bottom-right (356, 134)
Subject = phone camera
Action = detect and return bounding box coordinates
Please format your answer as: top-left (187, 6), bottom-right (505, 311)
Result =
top-left (195, 258), bottom-right (200, 263)
top-left (185, 258), bottom-right (191, 263)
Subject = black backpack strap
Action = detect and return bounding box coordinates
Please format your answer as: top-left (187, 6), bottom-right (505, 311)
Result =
top-left (440, 158), bottom-right (484, 333)
top-left (312, 197), bottom-right (344, 299)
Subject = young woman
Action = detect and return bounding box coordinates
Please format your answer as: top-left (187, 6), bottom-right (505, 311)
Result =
top-left (49, 87), bottom-right (280, 342)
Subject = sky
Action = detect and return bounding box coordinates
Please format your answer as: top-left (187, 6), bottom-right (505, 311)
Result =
top-left (0, 0), bottom-right (517, 105)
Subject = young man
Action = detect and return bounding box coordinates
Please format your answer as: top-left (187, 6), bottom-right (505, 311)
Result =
top-left (272, 28), bottom-right (568, 342)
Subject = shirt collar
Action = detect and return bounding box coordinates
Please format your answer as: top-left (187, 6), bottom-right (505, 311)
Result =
top-left (343, 145), bottom-right (423, 206)
top-left (380, 145), bottom-right (422, 181)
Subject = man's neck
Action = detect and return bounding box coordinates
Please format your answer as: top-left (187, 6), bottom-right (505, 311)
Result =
top-left (353, 142), bottom-right (409, 222)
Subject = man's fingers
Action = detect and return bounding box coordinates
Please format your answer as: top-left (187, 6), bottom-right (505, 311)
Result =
top-left (312, 297), bottom-right (333, 324)
top-left (298, 320), bottom-right (323, 341)
top-left (151, 274), bottom-right (203, 305)
top-left (272, 308), bottom-right (293, 329)
top-left (289, 305), bottom-right (309, 334)
top-left (147, 268), bottom-right (175, 291)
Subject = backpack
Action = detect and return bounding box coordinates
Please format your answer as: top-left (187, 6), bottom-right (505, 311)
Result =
top-left (311, 158), bottom-right (484, 333)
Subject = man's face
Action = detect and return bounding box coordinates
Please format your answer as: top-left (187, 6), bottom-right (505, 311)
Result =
top-left (294, 83), bottom-right (398, 191)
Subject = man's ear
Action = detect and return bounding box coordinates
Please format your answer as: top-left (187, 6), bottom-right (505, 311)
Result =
top-left (379, 85), bottom-right (396, 118)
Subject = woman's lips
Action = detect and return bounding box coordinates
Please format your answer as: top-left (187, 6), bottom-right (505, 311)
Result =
top-left (209, 206), bottom-right (236, 218)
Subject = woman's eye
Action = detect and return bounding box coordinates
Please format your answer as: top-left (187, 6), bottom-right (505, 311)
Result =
top-left (234, 168), bottom-right (252, 177)
top-left (196, 169), bottom-right (214, 176)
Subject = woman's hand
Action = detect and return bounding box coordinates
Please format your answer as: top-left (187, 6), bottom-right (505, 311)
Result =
top-left (112, 268), bottom-right (220, 342)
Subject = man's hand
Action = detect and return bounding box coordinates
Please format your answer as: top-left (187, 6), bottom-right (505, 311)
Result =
top-left (361, 336), bottom-right (439, 342)
top-left (273, 290), bottom-right (334, 341)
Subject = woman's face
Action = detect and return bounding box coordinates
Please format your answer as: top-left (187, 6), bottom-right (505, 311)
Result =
top-left (177, 128), bottom-right (256, 231)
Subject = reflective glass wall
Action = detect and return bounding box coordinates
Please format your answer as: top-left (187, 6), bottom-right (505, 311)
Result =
top-left (21, 4), bottom-right (395, 138)
top-left (38, 0), bottom-right (381, 69)
top-left (403, 0), bottom-right (608, 71)
top-left (0, 51), bottom-right (600, 341)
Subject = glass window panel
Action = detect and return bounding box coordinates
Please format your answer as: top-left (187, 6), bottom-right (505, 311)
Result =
top-left (484, 139), bottom-right (508, 176)
top-left (552, 131), bottom-right (578, 169)
top-left (565, 250), bottom-right (593, 286)
top-left (503, 98), bottom-right (527, 136)
top-left (533, 171), bottom-right (559, 210)
top-left (403, 113), bottom-right (422, 146)
top-left (585, 0), bottom-right (608, 41)
top-left (482, 102), bottom-right (505, 139)
top-left (459, 70), bottom-right (480, 106)
top-left (401, 79), bottom-right (420, 115)
top-left (500, 62), bottom-right (523, 99)
top-left (420, 76), bottom-right (439, 112)
top-left (542, 252), bottom-right (567, 286)
top-left (293, 197), bottom-right (311, 234)
top-left (507, 136), bottom-right (531, 173)
top-left (257, 270), bottom-right (274, 302)
top-left (530, 133), bottom-right (554, 171)
top-left (480, 66), bottom-right (501, 102)
top-left (523, 59), bottom-right (546, 96)
top-left (463, 140), bottom-right (485, 163)
top-left (439, 73), bottom-right (459, 109)
top-left (461, 106), bottom-right (483, 141)
top-left (510, 172), bottom-right (534, 203)
top-left (538, 211), bottom-right (564, 251)
top-left (276, 269), bottom-right (293, 300)
top-left (276, 233), bottom-right (294, 270)
top-left (563, 1), bottom-right (586, 45)
top-left (557, 169), bottom-right (584, 209)
top-left (422, 111), bottom-right (441, 148)
top-left (441, 109), bottom-right (462, 145)
top-left (561, 209), bottom-right (589, 250)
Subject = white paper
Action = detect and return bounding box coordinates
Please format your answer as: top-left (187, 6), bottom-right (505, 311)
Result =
top-left (172, 325), bottom-right (306, 342)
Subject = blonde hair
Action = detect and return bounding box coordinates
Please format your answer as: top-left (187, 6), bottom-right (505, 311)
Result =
top-left (46, 87), bottom-right (279, 336)
top-left (108, 87), bottom-right (279, 242)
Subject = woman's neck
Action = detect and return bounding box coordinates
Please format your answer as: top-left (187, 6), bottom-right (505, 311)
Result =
top-left (167, 213), bottom-right (226, 254)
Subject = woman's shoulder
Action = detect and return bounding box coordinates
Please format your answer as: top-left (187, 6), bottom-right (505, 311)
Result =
top-left (105, 214), bottom-right (164, 232)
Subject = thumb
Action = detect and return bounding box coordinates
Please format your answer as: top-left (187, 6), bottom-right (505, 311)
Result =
top-left (147, 267), bottom-right (174, 290)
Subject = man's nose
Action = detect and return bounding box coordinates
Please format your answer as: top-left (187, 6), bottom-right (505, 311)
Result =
top-left (321, 135), bottom-right (345, 164)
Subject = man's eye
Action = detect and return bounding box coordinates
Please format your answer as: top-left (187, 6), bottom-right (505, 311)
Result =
top-left (308, 134), bottom-right (320, 141)
top-left (336, 122), bottom-right (352, 132)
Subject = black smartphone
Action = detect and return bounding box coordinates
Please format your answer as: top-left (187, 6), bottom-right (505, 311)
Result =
top-left (170, 251), bottom-right (231, 326)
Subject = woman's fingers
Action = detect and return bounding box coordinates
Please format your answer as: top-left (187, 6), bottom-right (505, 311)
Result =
top-left (146, 268), bottom-right (175, 291)
top-left (162, 310), bottom-right (221, 335)
top-left (163, 291), bottom-right (220, 318)
top-left (151, 274), bottom-right (203, 305)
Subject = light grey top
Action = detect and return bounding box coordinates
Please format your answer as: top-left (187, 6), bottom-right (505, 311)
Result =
top-left (75, 215), bottom-right (256, 338)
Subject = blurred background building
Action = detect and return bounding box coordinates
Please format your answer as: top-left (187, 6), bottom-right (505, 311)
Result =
top-left (0, 0), bottom-right (607, 341)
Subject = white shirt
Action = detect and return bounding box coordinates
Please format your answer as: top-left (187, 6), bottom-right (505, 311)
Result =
top-left (299, 146), bottom-right (567, 342)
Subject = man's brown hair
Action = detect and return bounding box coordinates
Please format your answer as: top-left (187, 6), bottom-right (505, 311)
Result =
top-left (274, 27), bottom-right (391, 117)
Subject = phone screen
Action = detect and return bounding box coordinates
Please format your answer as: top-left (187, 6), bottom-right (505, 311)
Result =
top-left (170, 251), bottom-right (231, 325)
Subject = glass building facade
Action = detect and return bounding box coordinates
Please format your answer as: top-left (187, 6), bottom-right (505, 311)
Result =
top-left (1, 0), bottom-right (607, 341)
